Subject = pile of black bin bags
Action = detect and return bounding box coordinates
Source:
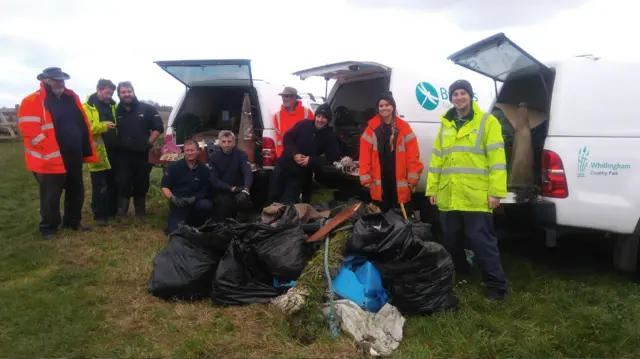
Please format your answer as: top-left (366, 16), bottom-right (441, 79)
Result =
top-left (147, 203), bottom-right (458, 315)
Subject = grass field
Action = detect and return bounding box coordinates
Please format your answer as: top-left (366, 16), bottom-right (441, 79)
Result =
top-left (1, 139), bottom-right (640, 358)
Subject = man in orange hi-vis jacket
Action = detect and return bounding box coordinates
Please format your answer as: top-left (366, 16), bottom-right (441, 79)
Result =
top-left (273, 86), bottom-right (314, 158)
top-left (18, 67), bottom-right (98, 240)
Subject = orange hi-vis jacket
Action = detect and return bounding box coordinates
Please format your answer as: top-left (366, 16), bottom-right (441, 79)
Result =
top-left (17, 82), bottom-right (98, 174)
top-left (359, 115), bottom-right (424, 204)
top-left (274, 100), bottom-right (314, 158)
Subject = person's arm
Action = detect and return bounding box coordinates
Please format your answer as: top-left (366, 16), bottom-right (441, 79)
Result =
top-left (83, 103), bottom-right (110, 135)
top-left (359, 127), bottom-right (374, 187)
top-left (160, 166), bottom-right (174, 199)
top-left (209, 161), bottom-right (233, 191)
top-left (426, 124), bottom-right (444, 197)
top-left (240, 151), bottom-right (253, 190)
top-left (76, 97), bottom-right (93, 157)
top-left (403, 128), bottom-right (424, 188)
top-left (281, 120), bottom-right (303, 160)
top-left (146, 105), bottom-right (164, 147)
top-left (17, 96), bottom-right (46, 150)
top-left (485, 116), bottom-right (507, 199)
top-left (308, 132), bottom-right (341, 170)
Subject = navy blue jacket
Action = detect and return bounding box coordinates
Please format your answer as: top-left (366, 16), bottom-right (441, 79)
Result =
top-left (161, 158), bottom-right (211, 199)
top-left (208, 147), bottom-right (253, 192)
top-left (279, 119), bottom-right (341, 173)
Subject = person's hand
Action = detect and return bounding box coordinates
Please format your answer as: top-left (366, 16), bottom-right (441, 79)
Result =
top-left (170, 195), bottom-right (186, 207)
top-left (429, 195), bottom-right (437, 205)
top-left (231, 186), bottom-right (236, 193)
top-left (105, 121), bottom-right (116, 129)
top-left (409, 183), bottom-right (416, 192)
top-left (294, 154), bottom-right (304, 163)
top-left (488, 196), bottom-right (501, 209)
top-left (300, 156), bottom-right (309, 167)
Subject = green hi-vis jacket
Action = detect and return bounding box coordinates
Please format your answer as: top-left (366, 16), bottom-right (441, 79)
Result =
top-left (82, 94), bottom-right (117, 172)
top-left (426, 101), bottom-right (507, 213)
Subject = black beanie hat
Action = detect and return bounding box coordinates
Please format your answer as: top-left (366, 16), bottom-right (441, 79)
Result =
top-left (378, 91), bottom-right (397, 110)
top-left (449, 79), bottom-right (473, 99)
top-left (314, 103), bottom-right (332, 122)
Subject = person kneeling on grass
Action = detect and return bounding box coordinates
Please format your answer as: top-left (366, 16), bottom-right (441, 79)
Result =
top-left (208, 130), bottom-right (254, 222)
top-left (161, 139), bottom-right (213, 234)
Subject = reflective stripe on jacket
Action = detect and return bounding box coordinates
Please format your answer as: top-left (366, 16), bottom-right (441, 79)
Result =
top-left (83, 94), bottom-right (117, 172)
top-left (273, 100), bottom-right (313, 158)
top-left (426, 101), bottom-right (507, 213)
top-left (359, 115), bottom-right (424, 204)
top-left (17, 82), bottom-right (98, 174)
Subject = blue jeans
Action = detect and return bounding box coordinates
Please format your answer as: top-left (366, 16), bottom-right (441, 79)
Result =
top-left (440, 211), bottom-right (508, 292)
top-left (165, 198), bottom-right (214, 234)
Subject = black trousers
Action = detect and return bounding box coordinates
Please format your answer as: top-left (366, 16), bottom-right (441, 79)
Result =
top-left (114, 151), bottom-right (150, 199)
top-left (166, 198), bottom-right (214, 234)
top-left (36, 163), bottom-right (84, 235)
top-left (440, 210), bottom-right (508, 292)
top-left (90, 169), bottom-right (118, 220)
top-left (267, 167), bottom-right (301, 205)
top-left (213, 192), bottom-right (253, 222)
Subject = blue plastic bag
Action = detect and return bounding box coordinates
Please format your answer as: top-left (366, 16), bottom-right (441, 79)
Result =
top-left (332, 256), bottom-right (388, 312)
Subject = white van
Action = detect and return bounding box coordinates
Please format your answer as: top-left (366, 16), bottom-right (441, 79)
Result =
top-left (446, 32), bottom-right (640, 273)
top-left (290, 60), bottom-right (495, 205)
top-left (154, 59), bottom-right (285, 207)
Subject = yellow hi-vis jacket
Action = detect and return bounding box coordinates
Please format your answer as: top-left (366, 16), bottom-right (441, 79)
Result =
top-left (426, 101), bottom-right (507, 213)
top-left (82, 94), bottom-right (117, 172)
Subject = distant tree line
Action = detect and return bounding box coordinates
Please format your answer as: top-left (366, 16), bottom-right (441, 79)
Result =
top-left (140, 100), bottom-right (172, 112)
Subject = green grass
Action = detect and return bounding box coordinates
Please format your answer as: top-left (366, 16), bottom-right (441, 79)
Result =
top-left (1, 138), bottom-right (640, 358)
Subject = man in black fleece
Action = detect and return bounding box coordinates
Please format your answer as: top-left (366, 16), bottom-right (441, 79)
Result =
top-left (267, 103), bottom-right (341, 204)
top-left (208, 130), bottom-right (253, 222)
top-left (113, 81), bottom-right (164, 219)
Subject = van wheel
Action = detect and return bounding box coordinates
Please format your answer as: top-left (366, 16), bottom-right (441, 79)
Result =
top-left (612, 233), bottom-right (639, 275)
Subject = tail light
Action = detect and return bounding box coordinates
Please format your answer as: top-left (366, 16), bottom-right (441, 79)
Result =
top-left (541, 149), bottom-right (568, 198)
top-left (261, 137), bottom-right (276, 167)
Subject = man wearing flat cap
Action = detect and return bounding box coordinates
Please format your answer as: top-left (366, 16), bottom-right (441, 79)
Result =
top-left (17, 67), bottom-right (98, 240)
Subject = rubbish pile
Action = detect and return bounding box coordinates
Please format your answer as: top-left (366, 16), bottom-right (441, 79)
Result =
top-left (147, 201), bottom-right (458, 356)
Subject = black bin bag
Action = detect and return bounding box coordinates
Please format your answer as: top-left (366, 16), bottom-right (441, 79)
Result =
top-left (212, 205), bottom-right (313, 306)
top-left (147, 222), bottom-right (233, 301)
top-left (347, 210), bottom-right (458, 315)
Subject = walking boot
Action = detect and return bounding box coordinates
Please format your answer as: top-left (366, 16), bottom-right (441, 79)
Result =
top-left (116, 197), bottom-right (130, 221)
top-left (133, 196), bottom-right (146, 219)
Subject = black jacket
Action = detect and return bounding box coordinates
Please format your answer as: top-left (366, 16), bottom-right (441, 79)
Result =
top-left (278, 119), bottom-right (341, 173)
top-left (208, 147), bottom-right (253, 192)
top-left (115, 99), bottom-right (164, 152)
top-left (160, 158), bottom-right (211, 199)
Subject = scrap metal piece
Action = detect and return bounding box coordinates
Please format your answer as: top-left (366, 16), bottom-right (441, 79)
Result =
top-left (306, 202), bottom-right (362, 243)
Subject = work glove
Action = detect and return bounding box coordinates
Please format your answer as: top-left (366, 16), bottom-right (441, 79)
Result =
top-left (241, 189), bottom-right (250, 196)
top-left (232, 187), bottom-right (243, 193)
top-left (170, 195), bottom-right (186, 207)
top-left (184, 197), bottom-right (196, 205)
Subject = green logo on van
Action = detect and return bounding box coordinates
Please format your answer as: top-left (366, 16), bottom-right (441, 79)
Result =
top-left (415, 82), bottom-right (439, 111)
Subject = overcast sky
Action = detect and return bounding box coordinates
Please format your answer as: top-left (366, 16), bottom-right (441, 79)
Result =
top-left (0, 0), bottom-right (635, 108)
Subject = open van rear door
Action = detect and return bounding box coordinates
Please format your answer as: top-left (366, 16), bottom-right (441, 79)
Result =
top-left (447, 33), bottom-right (550, 82)
top-left (154, 59), bottom-right (253, 87)
top-left (292, 61), bottom-right (390, 81)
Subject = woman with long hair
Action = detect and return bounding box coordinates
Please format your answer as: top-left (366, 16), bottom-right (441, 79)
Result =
top-left (359, 91), bottom-right (424, 213)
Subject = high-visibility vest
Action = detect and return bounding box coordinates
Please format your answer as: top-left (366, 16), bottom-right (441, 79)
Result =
top-left (273, 100), bottom-right (313, 158)
top-left (359, 115), bottom-right (424, 204)
top-left (426, 101), bottom-right (507, 213)
top-left (17, 83), bottom-right (98, 174)
top-left (83, 94), bottom-right (117, 172)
